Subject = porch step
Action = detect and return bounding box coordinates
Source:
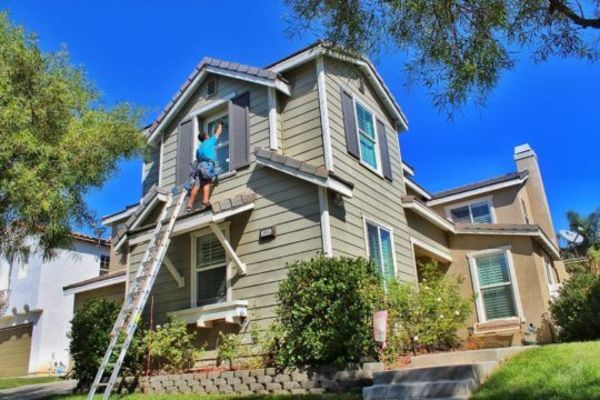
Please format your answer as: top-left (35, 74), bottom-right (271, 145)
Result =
top-left (407, 346), bottom-right (532, 368)
top-left (363, 362), bottom-right (498, 400)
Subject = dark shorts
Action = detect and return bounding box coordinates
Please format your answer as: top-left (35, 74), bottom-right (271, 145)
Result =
top-left (193, 160), bottom-right (218, 187)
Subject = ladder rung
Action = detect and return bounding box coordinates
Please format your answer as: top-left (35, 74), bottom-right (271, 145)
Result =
top-left (95, 383), bottom-right (109, 387)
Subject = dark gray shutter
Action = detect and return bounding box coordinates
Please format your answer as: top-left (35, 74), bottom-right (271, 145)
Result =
top-left (376, 119), bottom-right (393, 181)
top-left (341, 89), bottom-right (359, 159)
top-left (176, 118), bottom-right (194, 186)
top-left (229, 91), bottom-right (250, 170)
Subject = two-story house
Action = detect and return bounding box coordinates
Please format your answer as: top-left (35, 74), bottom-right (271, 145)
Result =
top-left (99, 41), bottom-right (566, 356)
top-left (0, 233), bottom-right (109, 377)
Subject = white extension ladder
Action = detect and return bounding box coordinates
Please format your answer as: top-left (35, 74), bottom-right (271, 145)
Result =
top-left (88, 188), bottom-right (187, 399)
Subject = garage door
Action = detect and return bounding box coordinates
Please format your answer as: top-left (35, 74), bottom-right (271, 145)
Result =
top-left (0, 323), bottom-right (32, 377)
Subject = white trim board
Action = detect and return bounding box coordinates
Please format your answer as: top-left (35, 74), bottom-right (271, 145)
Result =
top-left (402, 200), bottom-right (456, 233)
top-left (405, 178), bottom-right (431, 200)
top-left (63, 273), bottom-right (127, 296)
top-left (318, 187), bottom-right (333, 256)
top-left (103, 207), bottom-right (137, 226)
top-left (267, 87), bottom-right (279, 151)
top-left (427, 176), bottom-right (528, 207)
top-left (316, 57), bottom-right (334, 171)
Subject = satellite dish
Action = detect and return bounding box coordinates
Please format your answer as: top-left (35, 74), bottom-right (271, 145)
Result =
top-left (560, 230), bottom-right (584, 244)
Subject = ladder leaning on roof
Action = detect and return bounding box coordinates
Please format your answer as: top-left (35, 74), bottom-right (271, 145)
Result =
top-left (88, 188), bottom-right (188, 400)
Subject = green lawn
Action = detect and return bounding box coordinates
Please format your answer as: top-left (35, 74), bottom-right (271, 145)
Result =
top-left (51, 394), bottom-right (360, 400)
top-left (0, 376), bottom-right (60, 389)
top-left (472, 341), bottom-right (600, 400)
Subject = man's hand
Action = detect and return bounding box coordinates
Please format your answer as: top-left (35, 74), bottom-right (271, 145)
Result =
top-left (214, 121), bottom-right (224, 138)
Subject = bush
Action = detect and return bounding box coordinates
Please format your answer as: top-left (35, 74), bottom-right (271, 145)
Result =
top-left (277, 255), bottom-right (384, 367)
top-left (250, 322), bottom-right (284, 368)
top-left (217, 332), bottom-right (243, 369)
top-left (383, 262), bottom-right (472, 360)
top-left (68, 299), bottom-right (144, 389)
top-left (144, 318), bottom-right (201, 373)
top-left (550, 273), bottom-right (600, 342)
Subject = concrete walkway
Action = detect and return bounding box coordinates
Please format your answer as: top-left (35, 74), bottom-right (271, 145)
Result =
top-left (0, 379), bottom-right (77, 400)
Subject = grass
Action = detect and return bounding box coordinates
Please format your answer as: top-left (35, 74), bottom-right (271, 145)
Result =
top-left (472, 341), bottom-right (600, 400)
top-left (0, 376), bottom-right (60, 389)
top-left (50, 395), bottom-right (361, 400)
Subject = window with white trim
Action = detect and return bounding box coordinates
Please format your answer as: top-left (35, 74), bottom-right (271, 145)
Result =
top-left (449, 199), bottom-right (493, 224)
top-left (202, 113), bottom-right (230, 174)
top-left (195, 233), bottom-right (227, 306)
top-left (472, 251), bottom-right (518, 320)
top-left (354, 101), bottom-right (379, 171)
top-left (365, 220), bottom-right (395, 279)
top-left (15, 249), bottom-right (30, 280)
top-left (100, 255), bottom-right (110, 276)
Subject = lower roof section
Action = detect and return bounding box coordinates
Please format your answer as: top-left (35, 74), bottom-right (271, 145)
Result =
top-left (63, 270), bottom-right (127, 295)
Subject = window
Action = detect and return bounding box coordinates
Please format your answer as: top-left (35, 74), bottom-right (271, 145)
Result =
top-left (365, 219), bottom-right (395, 279)
top-left (100, 255), bottom-right (110, 276)
top-left (471, 250), bottom-right (519, 321)
top-left (195, 233), bottom-right (227, 306)
top-left (15, 249), bottom-right (30, 280)
top-left (203, 114), bottom-right (230, 174)
top-left (448, 199), bottom-right (493, 224)
top-left (354, 101), bottom-right (379, 171)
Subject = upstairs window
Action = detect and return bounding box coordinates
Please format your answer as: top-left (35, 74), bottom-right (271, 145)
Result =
top-left (354, 101), bottom-right (379, 172)
top-left (365, 219), bottom-right (395, 279)
top-left (15, 249), bottom-right (30, 280)
top-left (100, 255), bottom-right (110, 275)
top-left (204, 114), bottom-right (230, 174)
top-left (448, 199), bottom-right (493, 224)
top-left (195, 232), bottom-right (227, 306)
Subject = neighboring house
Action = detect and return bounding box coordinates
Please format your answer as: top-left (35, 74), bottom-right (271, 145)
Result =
top-left (101, 41), bottom-right (566, 358)
top-left (0, 234), bottom-right (109, 377)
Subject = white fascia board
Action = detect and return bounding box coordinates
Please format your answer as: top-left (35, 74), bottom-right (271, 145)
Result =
top-left (316, 57), bottom-right (334, 171)
top-left (255, 158), bottom-right (353, 198)
top-left (402, 162), bottom-right (415, 177)
top-left (403, 200), bottom-right (455, 233)
top-left (204, 66), bottom-right (291, 96)
top-left (269, 46), bottom-right (408, 131)
top-left (103, 207), bottom-right (138, 226)
top-left (168, 300), bottom-right (248, 327)
top-left (410, 236), bottom-right (453, 262)
top-left (147, 69), bottom-right (208, 144)
top-left (63, 274), bottom-right (126, 296)
top-left (267, 87), bottom-right (279, 150)
top-left (405, 178), bottom-right (431, 200)
top-left (427, 176), bottom-right (528, 207)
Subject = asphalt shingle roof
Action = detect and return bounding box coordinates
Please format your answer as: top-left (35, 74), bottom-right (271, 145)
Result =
top-left (430, 171), bottom-right (528, 200)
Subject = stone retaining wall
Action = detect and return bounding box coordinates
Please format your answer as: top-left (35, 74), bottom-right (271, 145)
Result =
top-left (139, 366), bottom-right (381, 395)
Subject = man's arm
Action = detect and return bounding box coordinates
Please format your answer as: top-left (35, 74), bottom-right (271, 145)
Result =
top-left (213, 121), bottom-right (224, 139)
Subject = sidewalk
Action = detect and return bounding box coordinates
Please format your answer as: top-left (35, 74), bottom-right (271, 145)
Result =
top-left (0, 379), bottom-right (76, 399)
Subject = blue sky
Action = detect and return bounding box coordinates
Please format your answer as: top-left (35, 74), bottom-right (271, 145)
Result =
top-left (3, 1), bottom-right (599, 238)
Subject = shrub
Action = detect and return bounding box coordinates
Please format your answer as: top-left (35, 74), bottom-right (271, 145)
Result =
top-left (249, 322), bottom-right (284, 368)
top-left (383, 262), bottom-right (472, 359)
top-left (217, 332), bottom-right (243, 369)
top-left (144, 318), bottom-right (201, 373)
top-left (68, 299), bottom-right (144, 390)
top-left (550, 273), bottom-right (600, 342)
top-left (277, 255), bottom-right (384, 367)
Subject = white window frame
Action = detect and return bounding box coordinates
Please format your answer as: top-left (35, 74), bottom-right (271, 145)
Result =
top-left (445, 196), bottom-right (496, 224)
top-left (99, 255), bottom-right (110, 275)
top-left (15, 249), bottom-right (30, 280)
top-left (362, 215), bottom-right (397, 278)
top-left (190, 222), bottom-right (232, 308)
top-left (352, 97), bottom-right (382, 176)
top-left (467, 246), bottom-right (523, 323)
top-left (193, 110), bottom-right (231, 174)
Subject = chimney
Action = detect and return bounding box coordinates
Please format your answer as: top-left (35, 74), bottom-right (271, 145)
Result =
top-left (514, 144), bottom-right (557, 245)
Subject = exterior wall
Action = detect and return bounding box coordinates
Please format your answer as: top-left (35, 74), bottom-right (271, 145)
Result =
top-left (73, 283), bottom-right (126, 312)
top-left (448, 235), bottom-right (554, 344)
top-left (110, 223), bottom-right (128, 272)
top-left (324, 58), bottom-right (414, 282)
top-left (405, 210), bottom-right (450, 255)
top-left (279, 62), bottom-right (325, 165)
top-left (0, 239), bottom-right (109, 375)
top-left (142, 144), bottom-right (160, 194)
top-left (430, 186), bottom-right (526, 225)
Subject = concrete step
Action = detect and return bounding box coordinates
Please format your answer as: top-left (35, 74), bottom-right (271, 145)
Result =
top-left (363, 379), bottom-right (476, 400)
top-left (372, 362), bottom-right (496, 385)
top-left (407, 346), bottom-right (532, 368)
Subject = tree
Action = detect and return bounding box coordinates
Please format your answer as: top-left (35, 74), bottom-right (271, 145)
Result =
top-left (565, 208), bottom-right (600, 255)
top-left (285, 0), bottom-right (599, 114)
top-left (0, 12), bottom-right (144, 258)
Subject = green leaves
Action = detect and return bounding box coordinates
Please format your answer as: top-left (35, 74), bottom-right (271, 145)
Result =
top-left (217, 332), bottom-right (244, 370)
top-left (276, 255), bottom-right (385, 368)
top-left (145, 318), bottom-right (201, 373)
top-left (0, 12), bottom-right (144, 257)
top-left (285, 0), bottom-right (600, 116)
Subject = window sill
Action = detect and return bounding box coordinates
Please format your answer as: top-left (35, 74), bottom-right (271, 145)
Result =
top-left (473, 317), bottom-right (523, 335)
top-left (167, 300), bottom-right (248, 328)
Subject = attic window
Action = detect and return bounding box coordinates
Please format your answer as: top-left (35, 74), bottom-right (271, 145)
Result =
top-left (207, 76), bottom-right (219, 97)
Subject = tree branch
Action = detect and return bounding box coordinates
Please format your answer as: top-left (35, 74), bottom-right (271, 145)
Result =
top-left (549, 0), bottom-right (600, 28)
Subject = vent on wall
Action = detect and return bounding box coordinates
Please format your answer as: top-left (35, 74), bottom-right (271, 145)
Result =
top-left (207, 75), bottom-right (219, 97)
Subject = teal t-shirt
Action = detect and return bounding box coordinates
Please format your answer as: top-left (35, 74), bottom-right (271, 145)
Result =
top-left (196, 135), bottom-right (218, 161)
